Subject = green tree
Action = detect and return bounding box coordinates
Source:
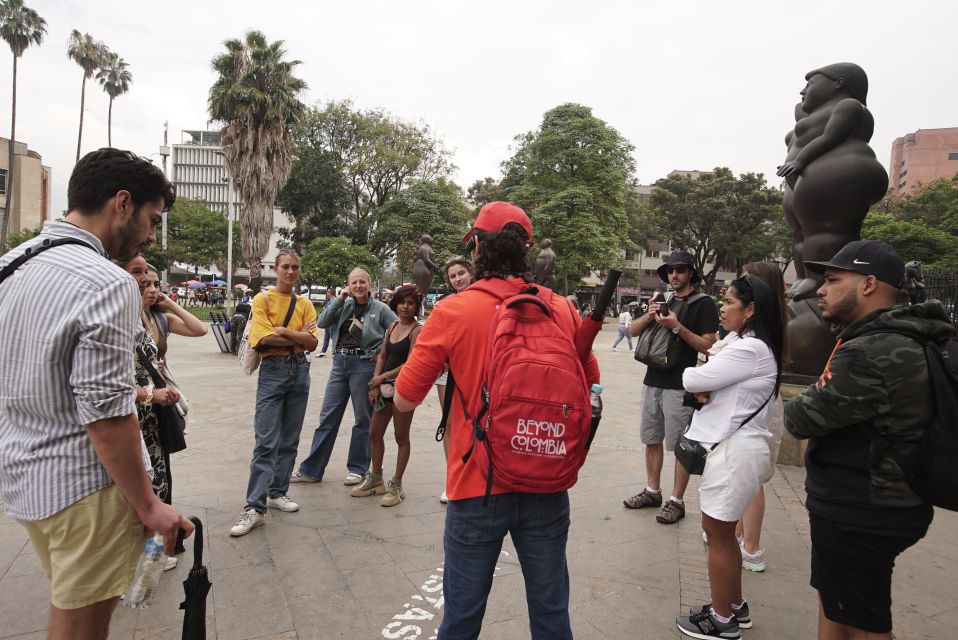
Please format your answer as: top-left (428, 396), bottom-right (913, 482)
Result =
top-left (650, 167), bottom-right (784, 290)
top-left (0, 0), bottom-right (45, 243)
top-left (0, 221), bottom-right (38, 251)
top-left (861, 212), bottom-right (958, 270)
top-left (209, 30), bottom-right (306, 292)
top-left (165, 198), bottom-right (230, 275)
top-left (300, 235), bottom-right (379, 287)
top-left (898, 175), bottom-right (958, 237)
top-left (466, 177), bottom-right (503, 215)
top-left (370, 179), bottom-right (471, 282)
top-left (95, 51), bottom-right (131, 148)
top-left (500, 103), bottom-right (636, 292)
top-left (66, 30), bottom-right (107, 162)
top-left (295, 101), bottom-right (455, 246)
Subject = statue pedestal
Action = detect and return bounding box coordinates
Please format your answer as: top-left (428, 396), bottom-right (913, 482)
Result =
top-left (777, 373), bottom-right (816, 466)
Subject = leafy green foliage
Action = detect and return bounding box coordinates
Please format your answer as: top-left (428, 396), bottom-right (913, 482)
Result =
top-left (650, 167), bottom-right (784, 288)
top-left (0, 222), bottom-right (39, 252)
top-left (500, 103), bottom-right (636, 292)
top-left (300, 236), bottom-right (379, 288)
top-left (165, 198), bottom-right (233, 275)
top-left (466, 177), bottom-right (503, 215)
top-left (370, 179), bottom-right (470, 280)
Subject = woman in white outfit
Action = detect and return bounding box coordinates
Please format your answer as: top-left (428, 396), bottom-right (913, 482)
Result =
top-left (675, 275), bottom-right (785, 640)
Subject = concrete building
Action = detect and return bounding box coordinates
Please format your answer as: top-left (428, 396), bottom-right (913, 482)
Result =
top-left (170, 130), bottom-right (293, 284)
top-left (0, 138), bottom-right (51, 235)
top-left (889, 127), bottom-right (958, 195)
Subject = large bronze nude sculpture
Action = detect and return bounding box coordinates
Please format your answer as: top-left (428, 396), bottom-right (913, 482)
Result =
top-left (412, 235), bottom-right (436, 303)
top-left (777, 63), bottom-right (889, 375)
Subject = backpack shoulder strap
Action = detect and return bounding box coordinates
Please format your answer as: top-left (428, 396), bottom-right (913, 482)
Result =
top-left (0, 237), bottom-right (98, 286)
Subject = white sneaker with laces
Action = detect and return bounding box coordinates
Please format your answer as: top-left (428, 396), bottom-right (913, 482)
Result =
top-left (343, 472), bottom-right (363, 486)
top-left (290, 470), bottom-right (319, 483)
top-left (267, 495), bottom-right (299, 512)
top-left (229, 509), bottom-right (265, 537)
top-left (740, 543), bottom-right (767, 572)
top-left (164, 556), bottom-right (178, 572)
top-left (439, 490), bottom-right (448, 504)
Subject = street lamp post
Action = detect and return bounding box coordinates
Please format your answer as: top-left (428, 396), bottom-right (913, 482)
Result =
top-left (159, 122), bottom-right (170, 288)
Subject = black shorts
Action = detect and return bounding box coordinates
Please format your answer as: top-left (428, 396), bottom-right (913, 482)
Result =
top-left (810, 514), bottom-right (924, 633)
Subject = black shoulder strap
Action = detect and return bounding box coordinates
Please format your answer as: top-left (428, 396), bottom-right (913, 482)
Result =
top-left (707, 391), bottom-right (774, 451)
top-left (0, 238), bottom-right (98, 286)
top-left (435, 369), bottom-right (456, 442)
top-left (282, 292), bottom-right (298, 328)
top-left (135, 347), bottom-right (168, 389)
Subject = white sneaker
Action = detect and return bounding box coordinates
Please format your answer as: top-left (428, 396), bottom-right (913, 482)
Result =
top-left (290, 470), bottom-right (319, 483)
top-left (229, 509), bottom-right (265, 537)
top-left (741, 543), bottom-right (767, 572)
top-left (314, 352), bottom-right (327, 358)
top-left (267, 495), bottom-right (299, 512)
top-left (609, 347), bottom-right (617, 352)
top-left (439, 490), bottom-right (448, 504)
top-left (163, 556), bottom-right (178, 572)
top-left (343, 472), bottom-right (363, 486)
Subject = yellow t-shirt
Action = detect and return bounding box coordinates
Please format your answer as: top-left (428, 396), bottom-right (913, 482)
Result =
top-left (248, 290), bottom-right (318, 358)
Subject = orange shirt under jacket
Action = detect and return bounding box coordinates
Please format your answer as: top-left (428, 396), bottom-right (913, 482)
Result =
top-left (395, 277), bottom-right (600, 501)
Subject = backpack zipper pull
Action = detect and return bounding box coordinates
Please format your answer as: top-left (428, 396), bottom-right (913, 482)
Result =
top-left (563, 404), bottom-right (569, 418)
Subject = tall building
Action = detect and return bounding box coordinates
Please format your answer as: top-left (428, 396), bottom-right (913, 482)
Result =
top-left (0, 138), bottom-right (51, 235)
top-left (889, 127), bottom-right (958, 195)
top-left (170, 130), bottom-right (293, 283)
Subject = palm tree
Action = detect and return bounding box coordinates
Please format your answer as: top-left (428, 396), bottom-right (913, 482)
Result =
top-left (0, 0), bottom-right (46, 243)
top-left (208, 31), bottom-right (306, 292)
top-left (96, 51), bottom-right (131, 147)
top-left (67, 29), bottom-right (107, 162)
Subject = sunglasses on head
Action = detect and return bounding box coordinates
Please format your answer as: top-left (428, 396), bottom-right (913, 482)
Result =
top-left (667, 265), bottom-right (689, 274)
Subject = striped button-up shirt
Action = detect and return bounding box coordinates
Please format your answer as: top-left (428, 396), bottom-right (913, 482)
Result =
top-left (0, 221), bottom-right (143, 520)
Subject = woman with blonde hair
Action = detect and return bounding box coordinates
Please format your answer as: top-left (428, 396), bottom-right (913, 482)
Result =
top-left (293, 267), bottom-right (398, 487)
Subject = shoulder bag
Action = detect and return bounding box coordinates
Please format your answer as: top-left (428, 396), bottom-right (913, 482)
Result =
top-left (675, 391), bottom-right (773, 475)
top-left (136, 350), bottom-right (188, 454)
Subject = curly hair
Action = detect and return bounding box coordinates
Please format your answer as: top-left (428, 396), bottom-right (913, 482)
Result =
top-left (390, 284), bottom-right (423, 312)
top-left (473, 223), bottom-right (532, 282)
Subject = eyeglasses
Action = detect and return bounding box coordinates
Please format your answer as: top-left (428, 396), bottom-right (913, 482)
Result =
top-left (666, 266), bottom-right (689, 274)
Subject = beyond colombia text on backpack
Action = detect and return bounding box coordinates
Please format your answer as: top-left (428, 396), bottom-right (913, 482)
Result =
top-left (460, 279), bottom-right (593, 499)
top-left (634, 292), bottom-right (708, 369)
top-left (865, 330), bottom-right (958, 511)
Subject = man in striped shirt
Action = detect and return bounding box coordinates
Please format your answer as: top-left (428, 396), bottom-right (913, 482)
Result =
top-left (0, 149), bottom-right (194, 639)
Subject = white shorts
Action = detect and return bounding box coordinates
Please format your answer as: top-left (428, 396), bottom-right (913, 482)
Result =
top-left (699, 431), bottom-right (770, 522)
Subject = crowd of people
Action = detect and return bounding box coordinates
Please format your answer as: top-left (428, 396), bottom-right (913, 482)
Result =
top-left (0, 147), bottom-right (951, 640)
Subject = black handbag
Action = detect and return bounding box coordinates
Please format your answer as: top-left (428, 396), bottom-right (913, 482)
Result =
top-left (675, 392), bottom-right (773, 476)
top-left (137, 352), bottom-right (188, 454)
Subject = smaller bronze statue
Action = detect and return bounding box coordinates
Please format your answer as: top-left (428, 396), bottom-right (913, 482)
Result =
top-left (900, 261), bottom-right (928, 305)
top-left (412, 235), bottom-right (437, 300)
top-left (534, 239), bottom-right (557, 290)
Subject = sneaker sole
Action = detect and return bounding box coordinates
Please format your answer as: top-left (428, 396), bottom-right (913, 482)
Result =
top-left (343, 477), bottom-right (363, 486)
top-left (656, 513), bottom-right (685, 524)
top-left (229, 519), bottom-right (264, 537)
top-left (382, 492), bottom-right (406, 507)
top-left (290, 475), bottom-right (319, 484)
top-left (676, 622), bottom-right (740, 640)
top-left (351, 486), bottom-right (386, 497)
top-left (742, 560), bottom-right (766, 573)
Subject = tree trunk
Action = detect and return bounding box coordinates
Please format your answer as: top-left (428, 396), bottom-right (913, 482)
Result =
top-left (2, 57), bottom-right (18, 243)
top-left (76, 75), bottom-right (87, 163)
top-left (108, 97), bottom-right (113, 148)
top-left (248, 260), bottom-right (263, 294)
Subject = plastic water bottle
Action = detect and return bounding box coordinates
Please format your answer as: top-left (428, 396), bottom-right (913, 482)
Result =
top-left (123, 532), bottom-right (167, 608)
top-left (587, 384), bottom-right (603, 450)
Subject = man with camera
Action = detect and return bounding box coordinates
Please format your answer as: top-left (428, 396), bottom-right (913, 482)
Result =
top-left (624, 251), bottom-right (720, 524)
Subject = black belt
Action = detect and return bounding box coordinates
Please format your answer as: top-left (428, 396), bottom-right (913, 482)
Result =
top-left (266, 352), bottom-right (307, 362)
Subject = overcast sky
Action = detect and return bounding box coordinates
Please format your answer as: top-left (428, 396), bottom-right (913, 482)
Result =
top-left (3, 0), bottom-right (956, 217)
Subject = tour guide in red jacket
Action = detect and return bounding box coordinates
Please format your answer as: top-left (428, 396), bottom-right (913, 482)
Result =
top-left (395, 202), bottom-right (600, 639)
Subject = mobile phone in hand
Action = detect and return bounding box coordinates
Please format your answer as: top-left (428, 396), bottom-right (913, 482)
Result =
top-left (656, 292), bottom-right (671, 316)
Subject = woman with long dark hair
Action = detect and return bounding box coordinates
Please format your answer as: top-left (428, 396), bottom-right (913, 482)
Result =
top-left (676, 275), bottom-right (785, 639)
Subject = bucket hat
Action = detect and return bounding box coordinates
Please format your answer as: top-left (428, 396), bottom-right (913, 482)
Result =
top-left (657, 250), bottom-right (701, 285)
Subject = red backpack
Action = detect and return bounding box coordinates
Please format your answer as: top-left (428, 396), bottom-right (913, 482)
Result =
top-left (459, 279), bottom-right (592, 499)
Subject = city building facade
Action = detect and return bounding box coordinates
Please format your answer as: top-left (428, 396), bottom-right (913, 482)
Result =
top-left (0, 138), bottom-right (51, 235)
top-left (889, 127), bottom-right (958, 195)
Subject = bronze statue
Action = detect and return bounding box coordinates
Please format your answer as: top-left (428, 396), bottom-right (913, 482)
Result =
top-left (412, 235), bottom-right (436, 297)
top-left (534, 239), bottom-right (557, 290)
top-left (777, 63), bottom-right (889, 376)
top-left (900, 261), bottom-right (928, 305)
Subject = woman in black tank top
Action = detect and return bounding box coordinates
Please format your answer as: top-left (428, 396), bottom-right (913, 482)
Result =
top-left (351, 285), bottom-right (424, 507)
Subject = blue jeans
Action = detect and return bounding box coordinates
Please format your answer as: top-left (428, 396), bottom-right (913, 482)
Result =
top-left (245, 355), bottom-right (311, 513)
top-left (439, 492), bottom-right (572, 640)
top-left (612, 325), bottom-right (632, 350)
top-left (297, 353), bottom-right (375, 478)
top-left (321, 326), bottom-right (332, 353)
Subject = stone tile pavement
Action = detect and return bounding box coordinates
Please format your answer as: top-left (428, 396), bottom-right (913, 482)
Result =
top-left (2, 323), bottom-right (956, 639)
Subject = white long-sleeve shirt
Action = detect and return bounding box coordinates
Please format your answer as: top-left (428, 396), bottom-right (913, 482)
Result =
top-left (682, 332), bottom-right (776, 446)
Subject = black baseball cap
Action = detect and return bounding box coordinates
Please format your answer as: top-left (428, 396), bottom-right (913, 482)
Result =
top-left (804, 240), bottom-right (904, 287)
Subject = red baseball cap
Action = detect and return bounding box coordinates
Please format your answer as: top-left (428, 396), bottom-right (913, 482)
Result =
top-left (462, 201), bottom-right (534, 246)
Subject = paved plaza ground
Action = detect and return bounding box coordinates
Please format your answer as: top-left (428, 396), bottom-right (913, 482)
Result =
top-left (1, 322), bottom-right (956, 639)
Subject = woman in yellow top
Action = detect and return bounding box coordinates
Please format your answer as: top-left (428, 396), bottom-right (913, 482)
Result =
top-left (230, 251), bottom-right (319, 537)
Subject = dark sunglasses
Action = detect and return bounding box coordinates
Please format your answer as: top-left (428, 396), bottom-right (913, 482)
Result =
top-left (666, 265), bottom-right (689, 274)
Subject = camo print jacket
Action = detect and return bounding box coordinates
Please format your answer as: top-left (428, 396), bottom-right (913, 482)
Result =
top-left (784, 302), bottom-right (953, 532)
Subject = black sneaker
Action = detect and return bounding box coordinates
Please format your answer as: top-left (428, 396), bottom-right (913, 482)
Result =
top-left (691, 602), bottom-right (751, 629)
top-left (676, 608), bottom-right (741, 639)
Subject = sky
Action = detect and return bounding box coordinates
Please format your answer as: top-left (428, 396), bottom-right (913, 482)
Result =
top-left (2, 0), bottom-right (956, 218)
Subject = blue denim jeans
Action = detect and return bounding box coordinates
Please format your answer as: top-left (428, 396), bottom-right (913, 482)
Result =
top-left (612, 325), bottom-right (633, 350)
top-left (245, 355), bottom-right (311, 513)
top-left (297, 353), bottom-right (375, 478)
top-left (321, 326), bottom-right (332, 353)
top-left (439, 492), bottom-right (572, 640)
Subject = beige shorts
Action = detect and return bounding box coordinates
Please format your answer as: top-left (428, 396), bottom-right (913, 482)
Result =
top-left (699, 432), bottom-right (770, 523)
top-left (639, 386), bottom-right (692, 452)
top-left (20, 484), bottom-right (144, 609)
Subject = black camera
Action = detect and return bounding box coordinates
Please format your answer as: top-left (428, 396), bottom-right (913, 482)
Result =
top-left (682, 391), bottom-right (703, 410)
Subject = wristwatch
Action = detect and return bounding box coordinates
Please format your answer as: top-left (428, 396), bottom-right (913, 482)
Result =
top-left (671, 325), bottom-right (681, 335)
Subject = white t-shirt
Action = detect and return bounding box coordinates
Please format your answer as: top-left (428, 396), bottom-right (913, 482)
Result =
top-left (618, 311), bottom-right (631, 326)
top-left (682, 332), bottom-right (776, 446)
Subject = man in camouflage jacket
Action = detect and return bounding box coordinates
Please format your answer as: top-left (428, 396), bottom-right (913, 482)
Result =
top-left (784, 240), bottom-right (953, 638)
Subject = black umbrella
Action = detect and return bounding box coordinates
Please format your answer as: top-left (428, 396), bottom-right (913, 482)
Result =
top-left (179, 516), bottom-right (211, 640)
